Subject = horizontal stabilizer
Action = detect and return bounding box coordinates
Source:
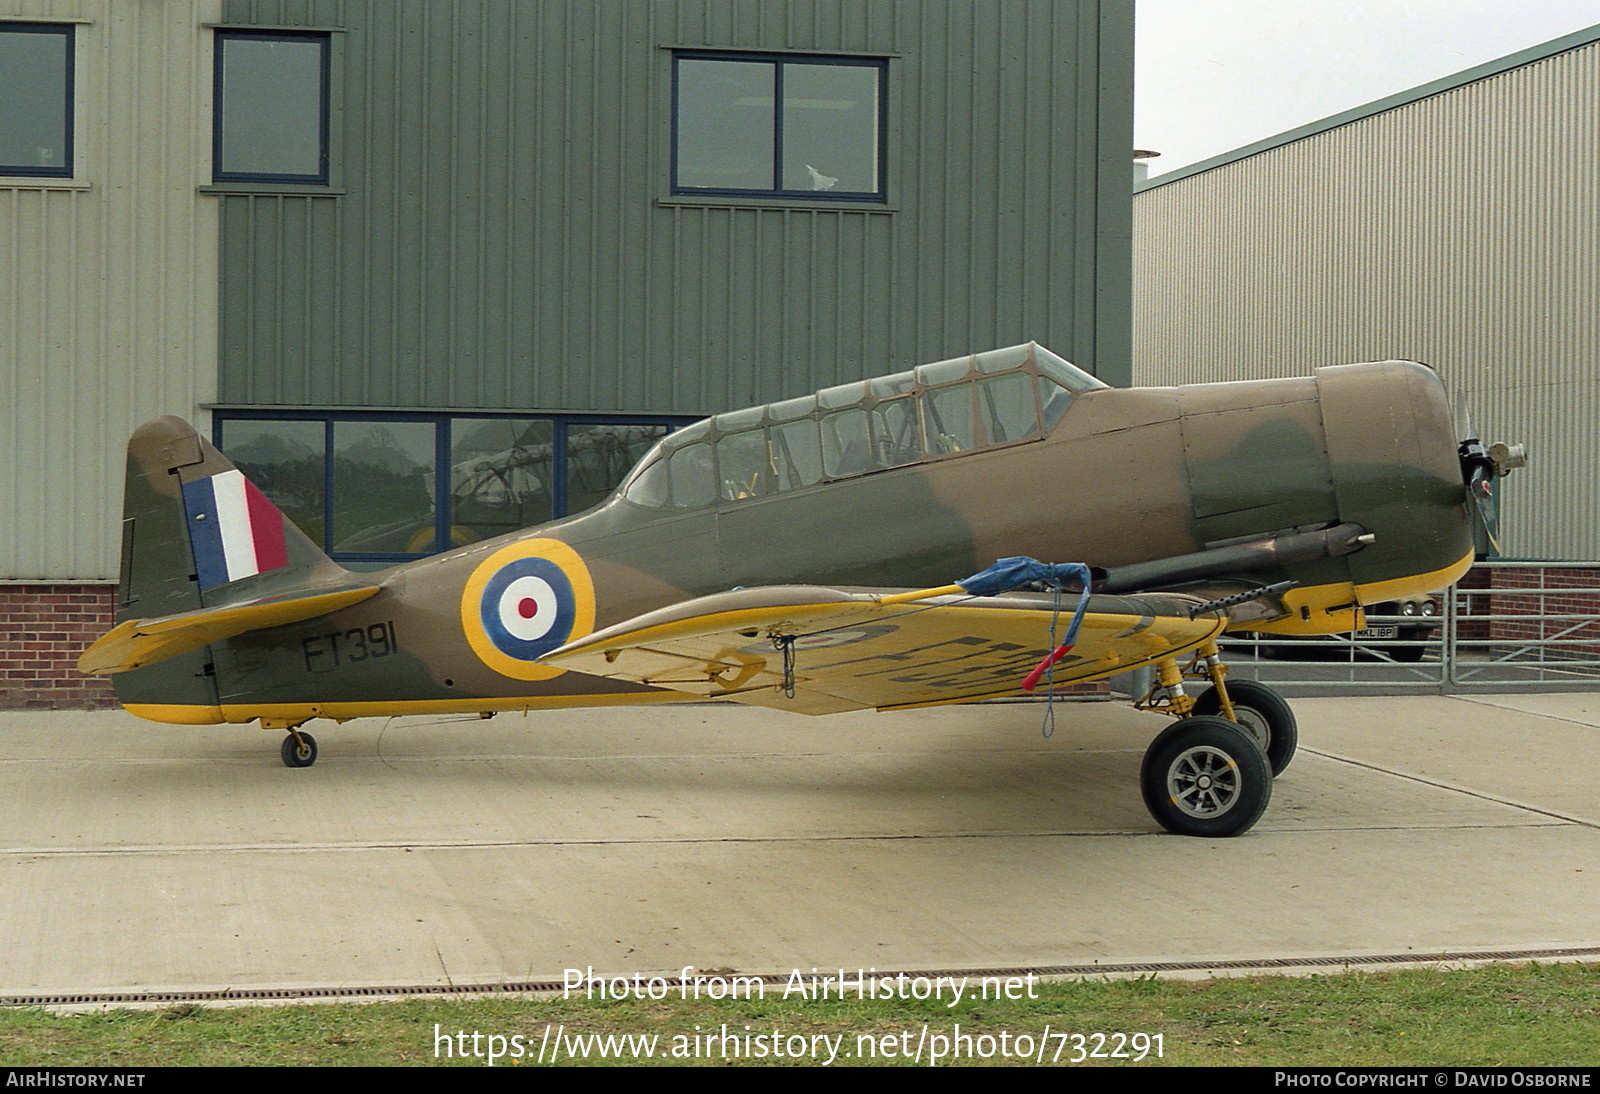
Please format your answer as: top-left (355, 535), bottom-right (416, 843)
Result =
top-left (542, 584), bottom-right (1227, 714)
top-left (79, 583), bottom-right (381, 675)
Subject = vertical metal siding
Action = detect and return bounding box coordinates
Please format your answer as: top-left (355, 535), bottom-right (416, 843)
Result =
top-left (1135, 41), bottom-right (1600, 560)
top-left (1, 1), bottom-right (220, 580)
top-left (217, 0), bottom-right (1133, 413)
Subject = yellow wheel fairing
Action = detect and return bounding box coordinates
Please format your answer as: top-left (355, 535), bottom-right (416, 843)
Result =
top-left (459, 538), bottom-right (597, 680)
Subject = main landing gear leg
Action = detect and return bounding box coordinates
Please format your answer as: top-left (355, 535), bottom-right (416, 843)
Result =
top-left (1186, 640), bottom-right (1299, 776)
top-left (1133, 649), bottom-right (1277, 837)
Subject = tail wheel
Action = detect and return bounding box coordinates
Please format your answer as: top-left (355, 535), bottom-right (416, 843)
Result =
top-left (1140, 716), bottom-right (1272, 837)
top-left (281, 731), bottom-right (318, 768)
top-left (1192, 680), bottom-right (1298, 776)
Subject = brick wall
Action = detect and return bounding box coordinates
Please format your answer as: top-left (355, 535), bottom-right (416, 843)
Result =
top-left (0, 585), bottom-right (118, 709)
top-left (1466, 565), bottom-right (1600, 657)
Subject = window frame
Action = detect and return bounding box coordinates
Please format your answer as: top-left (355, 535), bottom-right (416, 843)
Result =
top-left (670, 49), bottom-right (888, 204)
top-left (621, 346), bottom-right (1102, 511)
top-left (215, 410), bottom-right (697, 565)
top-left (0, 22), bottom-right (74, 179)
top-left (212, 28), bottom-right (332, 186)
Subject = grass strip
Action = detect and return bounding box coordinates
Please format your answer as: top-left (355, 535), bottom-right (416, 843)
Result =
top-left (0, 963), bottom-right (1595, 1067)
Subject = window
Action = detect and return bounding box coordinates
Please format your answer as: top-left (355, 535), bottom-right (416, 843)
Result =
top-left (218, 412), bottom-right (689, 563)
top-left (673, 51), bottom-right (885, 201)
top-left (330, 420), bottom-right (434, 552)
top-left (0, 24), bottom-right (72, 177)
top-left (450, 419), bottom-right (555, 545)
top-left (564, 423), bottom-right (673, 514)
top-left (214, 31), bottom-right (330, 184)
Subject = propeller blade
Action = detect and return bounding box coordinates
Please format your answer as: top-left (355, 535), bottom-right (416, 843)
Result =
top-left (1451, 389), bottom-right (1500, 555)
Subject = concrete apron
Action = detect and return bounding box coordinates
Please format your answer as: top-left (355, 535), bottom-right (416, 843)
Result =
top-left (0, 693), bottom-right (1595, 999)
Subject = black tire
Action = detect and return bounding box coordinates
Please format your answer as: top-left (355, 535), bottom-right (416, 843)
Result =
top-left (1385, 629), bottom-right (1428, 662)
top-left (1140, 716), bottom-right (1272, 837)
top-left (1192, 680), bottom-right (1298, 776)
top-left (281, 731), bottom-right (318, 768)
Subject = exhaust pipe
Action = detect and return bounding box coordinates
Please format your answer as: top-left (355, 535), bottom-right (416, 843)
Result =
top-left (1096, 522), bottom-right (1372, 595)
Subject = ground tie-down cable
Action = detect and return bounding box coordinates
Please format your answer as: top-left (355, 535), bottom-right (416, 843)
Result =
top-left (953, 557), bottom-right (1094, 736)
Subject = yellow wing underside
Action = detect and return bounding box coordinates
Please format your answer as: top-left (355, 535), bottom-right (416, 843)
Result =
top-left (543, 586), bottom-right (1228, 715)
top-left (78, 584), bottom-right (380, 675)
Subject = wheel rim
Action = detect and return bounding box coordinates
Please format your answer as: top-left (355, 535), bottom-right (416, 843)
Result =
top-left (1166, 745), bottom-right (1243, 818)
top-left (1231, 706), bottom-right (1271, 751)
top-left (291, 741), bottom-right (311, 762)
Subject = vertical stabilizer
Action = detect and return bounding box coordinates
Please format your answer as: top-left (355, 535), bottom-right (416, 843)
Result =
top-left (110, 417), bottom-right (352, 714)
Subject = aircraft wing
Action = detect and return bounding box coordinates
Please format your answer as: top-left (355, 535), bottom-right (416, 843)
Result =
top-left (541, 585), bottom-right (1229, 714)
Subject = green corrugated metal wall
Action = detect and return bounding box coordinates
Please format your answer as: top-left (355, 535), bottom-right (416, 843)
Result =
top-left (216, 0), bottom-right (1133, 416)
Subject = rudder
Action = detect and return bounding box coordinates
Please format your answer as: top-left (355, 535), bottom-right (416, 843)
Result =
top-left (100, 417), bottom-right (360, 716)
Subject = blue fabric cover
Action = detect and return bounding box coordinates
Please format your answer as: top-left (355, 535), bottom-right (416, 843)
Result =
top-left (955, 557), bottom-right (1090, 596)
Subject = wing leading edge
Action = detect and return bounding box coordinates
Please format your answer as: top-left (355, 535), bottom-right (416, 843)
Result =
top-left (541, 585), bottom-right (1229, 714)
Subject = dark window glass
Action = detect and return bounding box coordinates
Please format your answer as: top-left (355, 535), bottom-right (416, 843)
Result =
top-left (330, 421), bottom-right (434, 554)
top-left (220, 412), bottom-right (693, 558)
top-left (224, 420), bottom-right (327, 546)
top-left (666, 443), bottom-right (717, 509)
top-left (565, 423), bottom-right (672, 514)
top-left (674, 52), bottom-right (885, 201)
top-left (449, 419), bottom-right (554, 546)
top-left (215, 31), bottom-right (329, 183)
top-left (0, 25), bottom-right (72, 177)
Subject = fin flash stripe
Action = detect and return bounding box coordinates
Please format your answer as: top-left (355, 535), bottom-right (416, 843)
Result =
top-left (181, 470), bottom-right (288, 590)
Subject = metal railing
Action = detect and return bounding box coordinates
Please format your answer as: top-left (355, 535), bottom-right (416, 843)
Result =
top-left (1219, 562), bottom-right (1600, 696)
top-left (1447, 561), bottom-right (1600, 689)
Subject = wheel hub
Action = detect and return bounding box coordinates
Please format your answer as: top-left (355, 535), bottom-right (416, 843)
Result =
top-left (1232, 706), bottom-right (1270, 750)
top-left (1167, 745), bottom-right (1241, 818)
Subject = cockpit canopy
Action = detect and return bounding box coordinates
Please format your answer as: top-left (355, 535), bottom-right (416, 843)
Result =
top-left (621, 342), bottom-right (1104, 509)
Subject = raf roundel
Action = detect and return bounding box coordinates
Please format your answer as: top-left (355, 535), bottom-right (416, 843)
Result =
top-left (460, 540), bottom-right (596, 680)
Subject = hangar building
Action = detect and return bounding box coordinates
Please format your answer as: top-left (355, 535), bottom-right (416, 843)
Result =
top-left (0, 0), bottom-right (1135, 706)
top-left (1135, 23), bottom-right (1600, 564)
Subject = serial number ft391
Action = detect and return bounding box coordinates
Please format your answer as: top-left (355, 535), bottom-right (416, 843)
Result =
top-left (302, 622), bottom-right (398, 672)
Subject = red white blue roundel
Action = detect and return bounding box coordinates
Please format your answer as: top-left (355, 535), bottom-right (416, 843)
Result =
top-left (460, 539), bottom-right (596, 680)
top-left (481, 560), bottom-right (574, 661)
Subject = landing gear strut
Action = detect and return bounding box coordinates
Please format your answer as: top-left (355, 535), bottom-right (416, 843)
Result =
top-left (1191, 678), bottom-right (1297, 776)
top-left (1133, 641), bottom-right (1293, 836)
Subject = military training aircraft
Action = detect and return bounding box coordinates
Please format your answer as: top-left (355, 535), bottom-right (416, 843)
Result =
top-left (79, 343), bottom-right (1523, 837)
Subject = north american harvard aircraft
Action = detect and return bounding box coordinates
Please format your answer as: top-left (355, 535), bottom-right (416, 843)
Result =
top-left (79, 343), bottom-right (1523, 837)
